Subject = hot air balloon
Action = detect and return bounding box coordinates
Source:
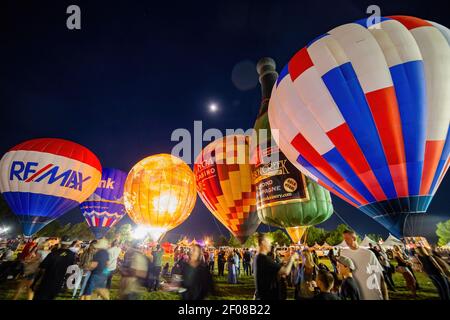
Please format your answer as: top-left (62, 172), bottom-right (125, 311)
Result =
top-left (194, 135), bottom-right (260, 243)
top-left (0, 138), bottom-right (102, 236)
top-left (124, 154), bottom-right (197, 241)
top-left (79, 168), bottom-right (127, 239)
top-left (268, 16), bottom-right (450, 238)
top-left (253, 58), bottom-right (334, 244)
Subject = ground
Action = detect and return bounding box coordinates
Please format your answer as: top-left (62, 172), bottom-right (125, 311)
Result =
top-left (0, 258), bottom-right (440, 300)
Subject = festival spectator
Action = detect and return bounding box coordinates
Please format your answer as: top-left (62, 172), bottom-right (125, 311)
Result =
top-left (227, 250), bottom-right (237, 284)
top-left (76, 240), bottom-right (97, 298)
top-left (69, 240), bottom-right (81, 255)
top-left (151, 244), bottom-right (164, 291)
top-left (179, 244), bottom-right (214, 300)
top-left (341, 230), bottom-right (388, 300)
top-left (234, 249), bottom-right (241, 278)
top-left (336, 255), bottom-right (360, 300)
top-left (416, 246), bottom-right (450, 300)
top-left (208, 249), bottom-right (215, 273)
top-left (19, 237), bottom-right (37, 261)
top-left (311, 250), bottom-right (319, 266)
top-left (243, 248), bottom-right (251, 276)
top-left (328, 247), bottom-right (338, 274)
top-left (82, 239), bottom-right (110, 300)
top-left (119, 241), bottom-right (149, 300)
top-left (33, 236), bottom-right (76, 300)
top-left (254, 233), bottom-right (298, 300)
top-left (218, 249), bottom-right (225, 277)
top-left (13, 245), bottom-right (41, 300)
top-left (393, 245), bottom-right (420, 289)
top-left (313, 269), bottom-right (341, 300)
top-left (375, 245), bottom-right (396, 291)
top-left (161, 262), bottom-right (170, 277)
top-left (295, 249), bottom-right (318, 300)
top-left (106, 240), bottom-right (122, 289)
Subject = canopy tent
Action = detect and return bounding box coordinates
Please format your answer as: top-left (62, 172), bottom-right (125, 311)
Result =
top-left (312, 242), bottom-right (321, 250)
top-left (335, 239), bottom-right (349, 248)
top-left (360, 235), bottom-right (378, 248)
top-left (381, 234), bottom-right (404, 249)
top-left (321, 242), bottom-right (332, 249)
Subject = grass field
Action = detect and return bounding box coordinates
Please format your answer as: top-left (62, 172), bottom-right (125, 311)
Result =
top-left (0, 258), bottom-right (440, 300)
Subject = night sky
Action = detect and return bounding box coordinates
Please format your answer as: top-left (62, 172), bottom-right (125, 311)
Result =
top-left (1, 0), bottom-right (449, 242)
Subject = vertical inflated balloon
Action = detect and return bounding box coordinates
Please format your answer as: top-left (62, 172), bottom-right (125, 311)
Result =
top-left (269, 16), bottom-right (450, 237)
top-left (0, 138), bottom-right (102, 236)
top-left (194, 135), bottom-right (259, 243)
top-left (79, 168), bottom-right (127, 239)
top-left (124, 154), bottom-right (196, 241)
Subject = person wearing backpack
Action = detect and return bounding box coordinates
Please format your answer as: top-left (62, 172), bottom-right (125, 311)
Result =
top-left (119, 241), bottom-right (149, 300)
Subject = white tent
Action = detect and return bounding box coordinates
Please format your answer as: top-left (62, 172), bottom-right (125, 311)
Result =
top-left (335, 239), bottom-right (349, 248)
top-left (381, 234), bottom-right (404, 249)
top-left (360, 235), bottom-right (378, 248)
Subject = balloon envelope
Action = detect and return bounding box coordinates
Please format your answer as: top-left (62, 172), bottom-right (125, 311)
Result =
top-left (269, 16), bottom-right (450, 237)
top-left (194, 135), bottom-right (260, 243)
top-left (0, 138), bottom-right (102, 236)
top-left (79, 168), bottom-right (127, 239)
top-left (124, 154), bottom-right (196, 241)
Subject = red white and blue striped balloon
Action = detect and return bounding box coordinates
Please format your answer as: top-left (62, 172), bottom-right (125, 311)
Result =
top-left (0, 138), bottom-right (102, 236)
top-left (79, 168), bottom-right (127, 239)
top-left (268, 16), bottom-right (450, 237)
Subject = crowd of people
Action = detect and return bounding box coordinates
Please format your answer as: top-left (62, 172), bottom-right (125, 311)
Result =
top-left (0, 230), bottom-right (449, 300)
top-left (253, 230), bottom-right (450, 300)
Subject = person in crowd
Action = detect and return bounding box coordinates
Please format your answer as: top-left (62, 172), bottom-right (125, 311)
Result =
top-left (151, 244), bottom-right (164, 291)
top-left (19, 237), bottom-right (37, 261)
top-left (341, 230), bottom-right (388, 300)
top-left (179, 244), bottom-right (214, 300)
top-left (33, 236), bottom-right (76, 300)
top-left (227, 250), bottom-right (237, 284)
top-left (161, 262), bottom-right (170, 277)
top-left (13, 245), bottom-right (41, 300)
top-left (68, 240), bottom-right (81, 255)
top-left (75, 240), bottom-right (97, 299)
top-left (106, 240), bottom-right (122, 290)
top-left (243, 248), bottom-right (251, 276)
top-left (375, 245), bottom-right (396, 291)
top-left (295, 249), bottom-right (318, 300)
top-left (311, 250), bottom-right (319, 266)
top-left (393, 245), bottom-right (420, 289)
top-left (254, 233), bottom-right (298, 300)
top-left (313, 269), bottom-right (341, 300)
top-left (328, 247), bottom-right (338, 274)
top-left (218, 249), bottom-right (226, 277)
top-left (208, 249), bottom-right (215, 273)
top-left (81, 239), bottom-right (110, 300)
top-left (336, 255), bottom-right (360, 300)
top-left (234, 249), bottom-right (241, 279)
top-left (202, 249), bottom-right (209, 265)
top-left (119, 241), bottom-right (149, 300)
top-left (416, 246), bottom-right (450, 300)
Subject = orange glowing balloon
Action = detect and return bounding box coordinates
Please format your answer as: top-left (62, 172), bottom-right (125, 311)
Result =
top-left (124, 154), bottom-right (197, 240)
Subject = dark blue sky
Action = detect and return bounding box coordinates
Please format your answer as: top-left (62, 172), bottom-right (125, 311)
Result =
top-left (1, 0), bottom-right (449, 242)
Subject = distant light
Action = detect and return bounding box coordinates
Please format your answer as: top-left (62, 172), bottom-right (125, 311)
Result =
top-left (209, 103), bottom-right (218, 113)
top-left (0, 227), bottom-right (9, 234)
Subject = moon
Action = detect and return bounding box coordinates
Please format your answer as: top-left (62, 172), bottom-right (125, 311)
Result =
top-left (209, 103), bottom-right (218, 113)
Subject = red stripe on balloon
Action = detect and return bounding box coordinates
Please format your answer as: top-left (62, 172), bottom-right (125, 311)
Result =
top-left (291, 132), bottom-right (368, 205)
top-left (25, 163), bottom-right (53, 182)
top-left (327, 123), bottom-right (387, 201)
top-left (388, 16), bottom-right (433, 30)
top-left (365, 86), bottom-right (409, 198)
top-left (317, 180), bottom-right (359, 208)
top-left (288, 47), bottom-right (314, 81)
top-left (420, 140), bottom-right (445, 195)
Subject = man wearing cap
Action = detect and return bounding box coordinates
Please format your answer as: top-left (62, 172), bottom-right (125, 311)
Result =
top-left (341, 230), bottom-right (388, 300)
top-left (336, 255), bottom-right (361, 300)
top-left (33, 235), bottom-right (76, 300)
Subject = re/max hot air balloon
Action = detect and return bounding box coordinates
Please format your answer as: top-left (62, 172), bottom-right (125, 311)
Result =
top-left (253, 58), bottom-right (334, 244)
top-left (124, 154), bottom-right (197, 241)
top-left (79, 168), bottom-right (127, 239)
top-left (269, 16), bottom-right (450, 238)
top-left (194, 135), bottom-right (260, 244)
top-left (0, 138), bottom-right (102, 236)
